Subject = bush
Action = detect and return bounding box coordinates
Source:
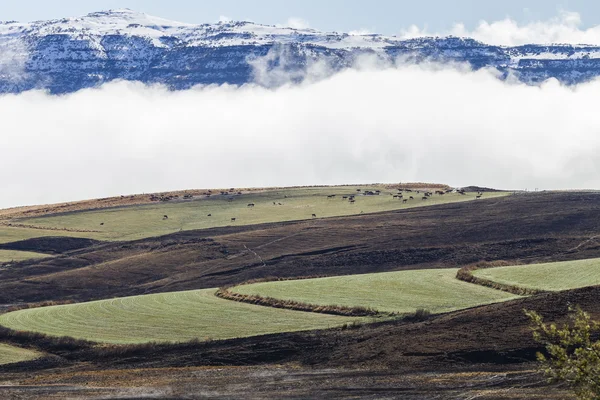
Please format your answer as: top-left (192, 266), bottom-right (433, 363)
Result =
top-left (525, 306), bottom-right (600, 400)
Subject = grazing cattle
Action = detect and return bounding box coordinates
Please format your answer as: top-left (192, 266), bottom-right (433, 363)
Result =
top-left (247, 203), bottom-right (255, 207)
top-left (100, 222), bottom-right (104, 226)
top-left (207, 214), bottom-right (212, 217)
top-left (278, 203), bottom-right (283, 206)
top-left (327, 195), bottom-right (336, 199)
top-left (350, 199), bottom-right (356, 204)
top-left (393, 195), bottom-right (398, 198)
top-left (273, 202), bottom-right (276, 205)
top-left (410, 196), bottom-right (414, 200)
top-left (422, 197), bottom-right (428, 200)
top-left (342, 196), bottom-right (348, 199)
top-left (231, 218), bottom-right (236, 222)
top-left (356, 189), bottom-right (361, 192)
top-left (163, 215), bottom-right (169, 220)
top-left (403, 199), bottom-right (408, 203)
top-left (476, 195), bottom-right (482, 199)
top-left (312, 214), bottom-right (317, 218)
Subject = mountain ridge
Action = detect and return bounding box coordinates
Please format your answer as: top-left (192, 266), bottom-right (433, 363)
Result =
top-left (1, 9), bottom-right (600, 93)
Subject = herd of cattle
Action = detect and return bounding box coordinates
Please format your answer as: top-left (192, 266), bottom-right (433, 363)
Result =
top-left (150, 188), bottom-right (483, 224)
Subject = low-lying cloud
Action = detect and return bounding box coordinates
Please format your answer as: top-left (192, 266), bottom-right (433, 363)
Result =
top-left (0, 37), bottom-right (28, 83)
top-left (402, 11), bottom-right (600, 45)
top-left (1, 63), bottom-right (600, 209)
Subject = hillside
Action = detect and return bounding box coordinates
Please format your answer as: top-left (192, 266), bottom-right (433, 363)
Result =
top-left (3, 9), bottom-right (600, 93)
top-left (0, 191), bottom-right (598, 304)
top-left (0, 190), bottom-right (598, 398)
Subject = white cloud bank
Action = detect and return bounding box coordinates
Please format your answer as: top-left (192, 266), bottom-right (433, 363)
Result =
top-left (402, 11), bottom-right (600, 46)
top-left (0, 37), bottom-right (28, 83)
top-left (1, 63), bottom-right (600, 209)
top-left (277, 17), bottom-right (311, 30)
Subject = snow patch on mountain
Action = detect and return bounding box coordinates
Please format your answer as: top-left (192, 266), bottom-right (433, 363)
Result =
top-left (2, 9), bottom-right (600, 93)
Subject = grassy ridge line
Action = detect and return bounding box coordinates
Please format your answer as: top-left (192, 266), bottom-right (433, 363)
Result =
top-left (2, 188), bottom-right (508, 243)
top-left (0, 183), bottom-right (451, 220)
top-left (456, 261), bottom-right (548, 296)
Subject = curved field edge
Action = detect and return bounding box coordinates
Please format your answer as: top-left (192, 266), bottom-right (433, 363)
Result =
top-left (230, 268), bottom-right (521, 314)
top-left (216, 285), bottom-right (382, 317)
top-left (471, 257), bottom-right (600, 292)
top-left (0, 343), bottom-right (42, 365)
top-left (3, 188), bottom-right (510, 243)
top-left (0, 289), bottom-right (362, 344)
top-left (456, 261), bottom-right (546, 296)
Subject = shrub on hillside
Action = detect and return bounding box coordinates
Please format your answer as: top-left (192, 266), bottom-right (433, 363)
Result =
top-left (526, 306), bottom-right (600, 400)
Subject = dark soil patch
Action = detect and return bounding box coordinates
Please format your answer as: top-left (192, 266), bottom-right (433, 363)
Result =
top-left (0, 237), bottom-right (100, 255)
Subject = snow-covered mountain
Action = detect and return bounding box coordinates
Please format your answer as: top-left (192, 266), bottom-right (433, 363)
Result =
top-left (1, 8), bottom-right (600, 94)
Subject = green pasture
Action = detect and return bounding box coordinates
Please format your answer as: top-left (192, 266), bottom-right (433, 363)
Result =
top-left (232, 268), bottom-right (520, 314)
top-left (0, 343), bottom-right (41, 365)
top-left (7, 187), bottom-right (508, 242)
top-left (0, 224), bottom-right (93, 245)
top-left (0, 250), bottom-right (50, 263)
top-left (473, 258), bottom-right (600, 292)
top-left (0, 289), bottom-right (359, 344)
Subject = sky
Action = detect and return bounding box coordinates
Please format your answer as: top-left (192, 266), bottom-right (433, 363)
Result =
top-left (1, 0), bottom-right (600, 35)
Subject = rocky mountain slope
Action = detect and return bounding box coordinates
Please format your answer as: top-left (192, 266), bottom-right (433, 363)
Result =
top-left (1, 9), bottom-right (600, 93)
